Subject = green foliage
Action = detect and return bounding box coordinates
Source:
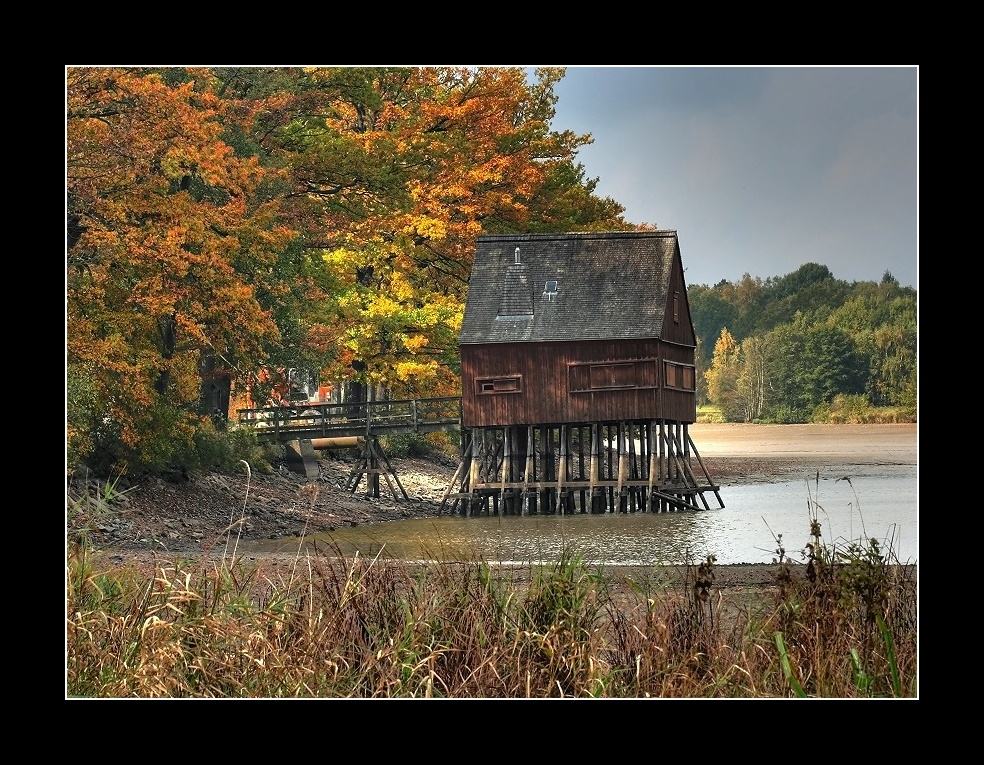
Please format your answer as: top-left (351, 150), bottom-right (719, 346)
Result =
top-left (380, 432), bottom-right (459, 461)
top-left (766, 404), bottom-right (813, 424)
top-left (74, 413), bottom-right (276, 481)
top-left (692, 265), bottom-right (916, 422)
top-left (813, 393), bottom-right (869, 423)
top-left (510, 551), bottom-right (610, 697)
top-left (696, 405), bottom-right (725, 423)
top-left (67, 365), bottom-right (100, 470)
top-left (765, 320), bottom-right (866, 418)
top-left (774, 633), bottom-right (807, 697)
top-left (191, 422), bottom-right (276, 474)
top-left (520, 549), bottom-right (606, 636)
top-left (67, 473), bottom-right (137, 551)
top-left (685, 286), bottom-right (736, 373)
top-left (766, 262), bottom-right (834, 300)
top-left (811, 394), bottom-right (916, 424)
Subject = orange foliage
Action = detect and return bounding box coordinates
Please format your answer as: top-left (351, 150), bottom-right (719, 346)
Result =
top-left (246, 66), bottom-right (631, 397)
top-left (68, 67), bottom-right (286, 460)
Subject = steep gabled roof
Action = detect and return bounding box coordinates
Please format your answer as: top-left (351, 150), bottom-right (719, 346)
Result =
top-left (459, 230), bottom-right (683, 345)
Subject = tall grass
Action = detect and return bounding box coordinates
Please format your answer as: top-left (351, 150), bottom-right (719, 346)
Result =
top-left (66, 474), bottom-right (917, 698)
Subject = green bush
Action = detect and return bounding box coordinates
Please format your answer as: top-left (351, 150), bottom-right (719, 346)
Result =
top-left (766, 405), bottom-right (812, 424)
top-left (191, 422), bottom-right (275, 474)
top-left (696, 405), bottom-right (725, 423)
top-left (811, 395), bottom-right (916, 424)
top-left (381, 432), bottom-right (459, 461)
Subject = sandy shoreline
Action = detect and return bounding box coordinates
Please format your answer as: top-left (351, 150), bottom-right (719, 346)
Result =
top-left (690, 422), bottom-right (916, 462)
top-left (690, 422), bottom-right (916, 486)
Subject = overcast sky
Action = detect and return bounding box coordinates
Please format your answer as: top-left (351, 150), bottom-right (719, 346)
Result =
top-left (544, 66), bottom-right (918, 289)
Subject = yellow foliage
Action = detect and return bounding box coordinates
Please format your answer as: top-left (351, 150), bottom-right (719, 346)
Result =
top-left (405, 216), bottom-right (448, 241)
top-left (403, 334), bottom-right (430, 352)
top-left (365, 294), bottom-right (402, 319)
top-left (394, 360), bottom-right (439, 381)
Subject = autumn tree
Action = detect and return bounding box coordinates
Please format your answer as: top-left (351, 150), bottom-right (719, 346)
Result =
top-left (217, 66), bottom-right (633, 403)
top-left (705, 328), bottom-right (743, 421)
top-left (67, 67), bottom-right (290, 472)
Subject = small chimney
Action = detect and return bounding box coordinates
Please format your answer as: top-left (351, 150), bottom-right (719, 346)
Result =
top-left (515, 247), bottom-right (521, 264)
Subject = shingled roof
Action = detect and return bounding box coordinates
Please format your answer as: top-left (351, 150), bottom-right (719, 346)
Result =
top-left (459, 230), bottom-right (683, 345)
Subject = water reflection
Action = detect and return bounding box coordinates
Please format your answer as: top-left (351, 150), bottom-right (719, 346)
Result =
top-left (242, 465), bottom-right (917, 566)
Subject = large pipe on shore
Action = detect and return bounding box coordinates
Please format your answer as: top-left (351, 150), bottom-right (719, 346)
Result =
top-left (310, 436), bottom-right (362, 450)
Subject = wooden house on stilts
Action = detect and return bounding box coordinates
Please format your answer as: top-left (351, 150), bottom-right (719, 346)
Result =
top-left (442, 230), bottom-right (724, 516)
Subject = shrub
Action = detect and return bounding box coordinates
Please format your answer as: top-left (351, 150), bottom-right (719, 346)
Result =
top-left (381, 432), bottom-right (459, 461)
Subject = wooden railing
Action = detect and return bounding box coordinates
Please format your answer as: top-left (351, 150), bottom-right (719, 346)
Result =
top-left (235, 396), bottom-right (462, 442)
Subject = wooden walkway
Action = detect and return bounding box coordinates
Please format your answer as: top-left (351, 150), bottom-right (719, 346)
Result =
top-left (235, 396), bottom-right (462, 488)
top-left (236, 396), bottom-right (462, 442)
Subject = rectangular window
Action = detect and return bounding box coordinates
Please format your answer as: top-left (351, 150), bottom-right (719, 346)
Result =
top-left (673, 291), bottom-right (680, 323)
top-left (590, 363), bottom-right (634, 389)
top-left (682, 366), bottom-right (695, 390)
top-left (663, 361), bottom-right (696, 391)
top-left (665, 363), bottom-right (678, 388)
top-left (569, 360), bottom-right (658, 393)
top-left (476, 375), bottom-right (522, 395)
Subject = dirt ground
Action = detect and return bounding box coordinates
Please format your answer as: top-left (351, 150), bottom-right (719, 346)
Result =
top-left (69, 422), bottom-right (917, 591)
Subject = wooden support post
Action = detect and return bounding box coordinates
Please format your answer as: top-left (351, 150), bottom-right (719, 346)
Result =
top-left (616, 422), bottom-right (627, 512)
top-left (628, 424), bottom-right (638, 512)
top-left (499, 428), bottom-right (509, 516)
top-left (577, 426), bottom-right (587, 513)
top-left (667, 424), bottom-right (699, 488)
top-left (523, 425), bottom-right (536, 515)
top-left (533, 425), bottom-right (547, 513)
top-left (440, 437), bottom-right (472, 515)
top-left (372, 437), bottom-right (408, 500)
top-left (658, 420), bottom-right (666, 484)
top-left (588, 424), bottom-right (597, 505)
top-left (647, 421), bottom-right (657, 512)
top-left (556, 425), bottom-right (568, 514)
top-left (685, 428), bottom-right (725, 510)
top-left (468, 430), bottom-right (486, 516)
top-left (656, 420), bottom-right (666, 512)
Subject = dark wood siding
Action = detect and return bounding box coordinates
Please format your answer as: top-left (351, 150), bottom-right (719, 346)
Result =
top-left (461, 339), bottom-right (696, 427)
top-left (660, 251), bottom-right (697, 347)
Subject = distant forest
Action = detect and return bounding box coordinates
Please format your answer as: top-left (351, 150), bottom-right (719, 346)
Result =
top-left (688, 262), bottom-right (916, 423)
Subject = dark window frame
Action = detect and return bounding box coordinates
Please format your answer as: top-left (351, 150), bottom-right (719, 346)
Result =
top-left (663, 360), bottom-right (696, 391)
top-left (476, 375), bottom-right (523, 395)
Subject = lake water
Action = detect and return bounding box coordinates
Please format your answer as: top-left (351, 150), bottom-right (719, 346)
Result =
top-left (254, 463), bottom-right (917, 566)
